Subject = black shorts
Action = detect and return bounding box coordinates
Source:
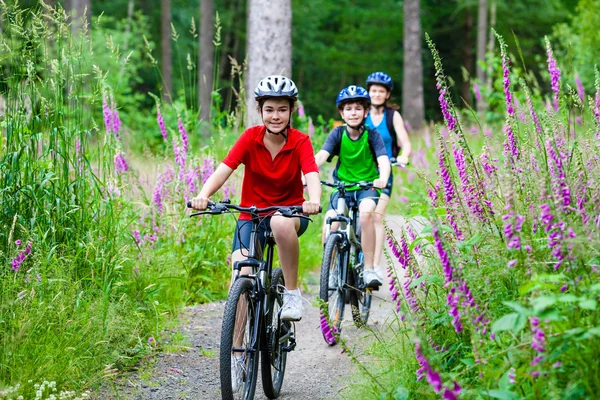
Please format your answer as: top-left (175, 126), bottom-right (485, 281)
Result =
top-left (232, 217), bottom-right (310, 252)
top-left (327, 188), bottom-right (380, 211)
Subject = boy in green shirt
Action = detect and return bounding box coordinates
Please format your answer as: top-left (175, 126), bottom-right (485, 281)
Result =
top-left (315, 85), bottom-right (391, 286)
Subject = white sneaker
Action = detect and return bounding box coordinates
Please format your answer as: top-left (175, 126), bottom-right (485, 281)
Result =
top-left (280, 289), bottom-right (303, 321)
top-left (231, 355), bottom-right (245, 393)
top-left (363, 268), bottom-right (383, 287)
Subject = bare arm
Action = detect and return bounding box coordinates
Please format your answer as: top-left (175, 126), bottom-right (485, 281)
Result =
top-left (190, 163), bottom-right (235, 209)
top-left (314, 150), bottom-right (331, 169)
top-left (302, 171), bottom-right (322, 214)
top-left (376, 155), bottom-right (391, 186)
top-left (304, 172), bottom-right (321, 202)
top-left (393, 111), bottom-right (412, 162)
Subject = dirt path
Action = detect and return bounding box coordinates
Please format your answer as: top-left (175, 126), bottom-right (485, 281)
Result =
top-left (102, 215), bottom-right (421, 400)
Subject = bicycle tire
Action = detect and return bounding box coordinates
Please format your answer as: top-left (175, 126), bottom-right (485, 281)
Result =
top-left (261, 268), bottom-right (287, 398)
top-left (349, 252), bottom-right (371, 327)
top-left (319, 233), bottom-right (345, 344)
top-left (220, 278), bottom-right (259, 400)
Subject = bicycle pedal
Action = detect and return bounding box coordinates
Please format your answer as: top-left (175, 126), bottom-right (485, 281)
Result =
top-left (282, 337), bottom-right (297, 352)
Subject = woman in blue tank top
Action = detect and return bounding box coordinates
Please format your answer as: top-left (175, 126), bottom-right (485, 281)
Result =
top-left (365, 71), bottom-right (412, 273)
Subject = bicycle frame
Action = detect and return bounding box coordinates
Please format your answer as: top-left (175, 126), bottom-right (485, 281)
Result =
top-left (322, 182), bottom-right (370, 288)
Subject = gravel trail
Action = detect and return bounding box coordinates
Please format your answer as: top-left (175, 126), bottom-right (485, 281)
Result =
top-left (101, 215), bottom-right (420, 400)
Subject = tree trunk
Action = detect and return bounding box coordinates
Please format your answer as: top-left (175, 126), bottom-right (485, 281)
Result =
top-left (461, 8), bottom-right (474, 106)
top-left (198, 0), bottom-right (215, 122)
top-left (476, 0), bottom-right (488, 113)
top-left (70, 0), bottom-right (91, 35)
top-left (161, 0), bottom-right (173, 103)
top-left (402, 0), bottom-right (424, 131)
top-left (246, 0), bottom-right (292, 127)
top-left (485, 0), bottom-right (497, 92)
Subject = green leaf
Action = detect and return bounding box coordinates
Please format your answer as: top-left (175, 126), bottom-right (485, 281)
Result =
top-left (409, 236), bottom-right (427, 252)
top-left (492, 313), bottom-right (519, 333)
top-left (584, 326), bottom-right (600, 338)
top-left (589, 283), bottom-right (600, 292)
top-left (579, 298), bottom-right (597, 310)
top-left (564, 327), bottom-right (586, 338)
top-left (503, 301), bottom-right (531, 316)
top-left (484, 389), bottom-right (519, 400)
top-left (420, 225), bottom-right (433, 234)
top-left (460, 358), bottom-right (475, 367)
top-left (393, 387), bottom-right (409, 400)
top-left (557, 294), bottom-right (579, 303)
top-left (531, 296), bottom-right (556, 313)
top-left (535, 273), bottom-right (567, 283)
top-left (434, 207), bottom-right (447, 217)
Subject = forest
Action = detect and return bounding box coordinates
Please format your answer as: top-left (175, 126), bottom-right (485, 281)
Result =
top-left (1, 0), bottom-right (600, 399)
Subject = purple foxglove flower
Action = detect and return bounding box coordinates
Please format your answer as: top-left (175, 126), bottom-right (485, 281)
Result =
top-left (103, 92), bottom-right (113, 135)
top-left (473, 82), bottom-right (481, 102)
top-left (575, 74), bottom-right (585, 102)
top-left (546, 38), bottom-right (561, 112)
top-left (157, 108), bottom-right (168, 141)
top-left (178, 118), bottom-right (189, 154)
top-left (114, 153), bottom-right (129, 173)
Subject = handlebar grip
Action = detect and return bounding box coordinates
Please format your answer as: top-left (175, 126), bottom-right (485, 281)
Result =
top-left (187, 201), bottom-right (192, 208)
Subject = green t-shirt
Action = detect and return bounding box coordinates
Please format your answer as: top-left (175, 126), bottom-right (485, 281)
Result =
top-left (321, 125), bottom-right (387, 190)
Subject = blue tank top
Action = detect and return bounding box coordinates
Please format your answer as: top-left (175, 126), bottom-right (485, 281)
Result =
top-left (366, 111), bottom-right (393, 158)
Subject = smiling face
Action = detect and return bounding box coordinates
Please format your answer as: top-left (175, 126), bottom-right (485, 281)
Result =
top-left (339, 101), bottom-right (368, 128)
top-left (368, 84), bottom-right (391, 107)
top-left (260, 98), bottom-right (293, 134)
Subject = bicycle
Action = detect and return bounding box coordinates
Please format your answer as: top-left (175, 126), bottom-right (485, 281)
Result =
top-left (188, 201), bottom-right (317, 400)
top-left (390, 157), bottom-right (408, 168)
top-left (319, 181), bottom-right (380, 344)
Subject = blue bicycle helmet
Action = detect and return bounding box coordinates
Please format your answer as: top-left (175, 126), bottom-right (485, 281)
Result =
top-left (335, 85), bottom-right (371, 108)
top-left (366, 72), bottom-right (393, 91)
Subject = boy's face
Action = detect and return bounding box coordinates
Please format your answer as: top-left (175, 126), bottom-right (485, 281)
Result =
top-left (260, 98), bottom-right (292, 134)
top-left (339, 102), bottom-right (368, 128)
top-left (368, 84), bottom-right (390, 106)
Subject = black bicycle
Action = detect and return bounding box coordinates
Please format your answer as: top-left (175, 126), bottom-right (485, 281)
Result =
top-left (319, 181), bottom-right (379, 344)
top-left (188, 201), bottom-right (316, 400)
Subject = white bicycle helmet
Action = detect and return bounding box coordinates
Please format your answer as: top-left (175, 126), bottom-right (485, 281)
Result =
top-left (254, 75), bottom-right (298, 101)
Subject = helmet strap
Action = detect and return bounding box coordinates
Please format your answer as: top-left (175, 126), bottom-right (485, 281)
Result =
top-left (346, 119), bottom-right (366, 132)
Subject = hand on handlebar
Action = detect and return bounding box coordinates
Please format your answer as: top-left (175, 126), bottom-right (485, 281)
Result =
top-left (373, 178), bottom-right (387, 190)
top-left (189, 195), bottom-right (210, 211)
top-left (302, 200), bottom-right (321, 215)
top-left (390, 156), bottom-right (410, 167)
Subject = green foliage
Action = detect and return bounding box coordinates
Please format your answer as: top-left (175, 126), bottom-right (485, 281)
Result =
top-left (342, 31), bottom-right (600, 399)
top-left (552, 0), bottom-right (600, 94)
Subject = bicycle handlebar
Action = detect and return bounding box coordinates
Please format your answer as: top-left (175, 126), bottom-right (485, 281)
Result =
top-left (187, 201), bottom-right (321, 218)
top-left (390, 157), bottom-right (410, 168)
top-left (320, 180), bottom-right (375, 190)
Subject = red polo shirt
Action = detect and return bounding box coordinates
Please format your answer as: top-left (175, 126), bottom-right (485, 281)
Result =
top-left (222, 125), bottom-right (319, 219)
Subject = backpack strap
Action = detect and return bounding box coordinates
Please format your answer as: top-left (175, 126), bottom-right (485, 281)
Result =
top-left (385, 107), bottom-right (400, 158)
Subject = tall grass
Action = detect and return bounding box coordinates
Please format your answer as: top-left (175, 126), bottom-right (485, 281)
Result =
top-left (0, 2), bottom-right (327, 397)
top-left (343, 32), bottom-right (600, 399)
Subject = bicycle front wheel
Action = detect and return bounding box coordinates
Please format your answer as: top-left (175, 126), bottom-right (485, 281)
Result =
top-left (319, 233), bottom-right (345, 344)
top-left (220, 278), bottom-right (259, 400)
top-left (349, 263), bottom-right (371, 328)
top-left (261, 267), bottom-right (288, 398)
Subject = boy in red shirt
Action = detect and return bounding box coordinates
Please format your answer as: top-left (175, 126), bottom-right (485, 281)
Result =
top-left (190, 75), bottom-right (321, 322)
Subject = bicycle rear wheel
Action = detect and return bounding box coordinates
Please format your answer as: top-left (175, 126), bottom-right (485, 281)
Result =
top-left (319, 233), bottom-right (345, 344)
top-left (261, 268), bottom-right (288, 398)
top-left (220, 278), bottom-right (259, 400)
